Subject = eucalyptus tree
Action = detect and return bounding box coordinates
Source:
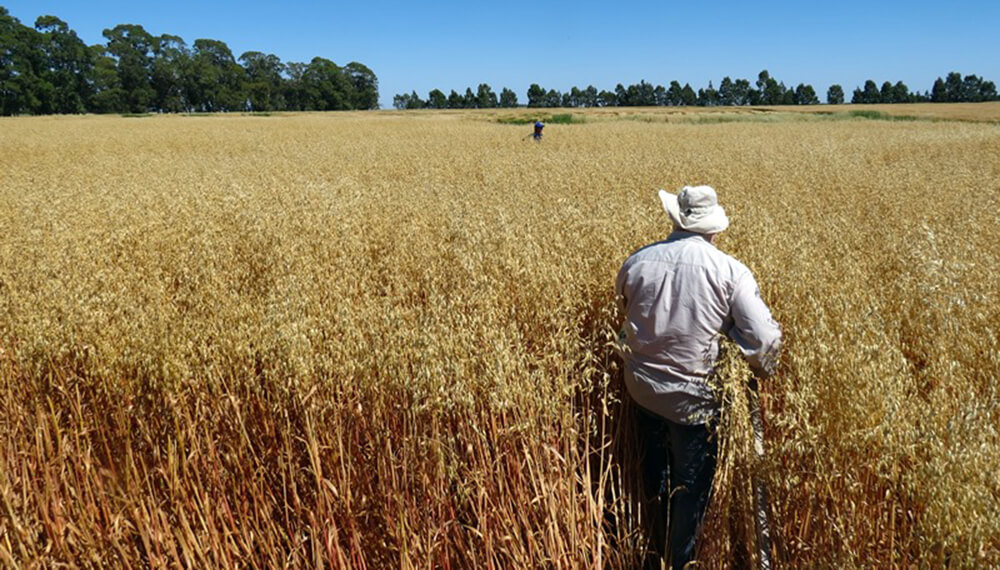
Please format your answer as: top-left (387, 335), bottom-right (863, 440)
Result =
top-left (475, 83), bottom-right (497, 108)
top-left (303, 57), bottom-right (350, 110)
top-left (826, 84), bottom-right (844, 105)
top-left (240, 51), bottom-right (284, 111)
top-left (151, 34), bottom-right (190, 112)
top-left (426, 88), bottom-right (446, 109)
top-left (344, 61), bottom-right (378, 109)
top-left (498, 87), bottom-right (517, 107)
top-left (189, 38), bottom-right (246, 112)
top-left (0, 8), bottom-right (48, 115)
top-left (102, 24), bottom-right (156, 112)
top-left (35, 15), bottom-right (92, 113)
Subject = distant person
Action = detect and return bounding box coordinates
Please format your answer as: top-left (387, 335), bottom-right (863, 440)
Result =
top-left (532, 120), bottom-right (544, 141)
top-left (615, 185), bottom-right (782, 570)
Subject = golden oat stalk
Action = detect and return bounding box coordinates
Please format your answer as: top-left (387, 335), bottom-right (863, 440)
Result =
top-left (698, 339), bottom-right (777, 570)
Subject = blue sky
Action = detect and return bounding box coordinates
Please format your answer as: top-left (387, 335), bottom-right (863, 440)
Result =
top-left (5, 1), bottom-right (999, 108)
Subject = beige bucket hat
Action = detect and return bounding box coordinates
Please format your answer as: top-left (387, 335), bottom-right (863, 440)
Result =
top-left (658, 185), bottom-right (730, 234)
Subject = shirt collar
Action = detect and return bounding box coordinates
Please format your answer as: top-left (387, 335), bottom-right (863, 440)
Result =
top-left (666, 230), bottom-right (714, 244)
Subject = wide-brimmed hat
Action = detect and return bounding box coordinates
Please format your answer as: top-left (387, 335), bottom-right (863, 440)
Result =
top-left (658, 185), bottom-right (730, 234)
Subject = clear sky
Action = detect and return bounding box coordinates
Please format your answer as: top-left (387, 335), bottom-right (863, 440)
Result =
top-left (5, 1), bottom-right (999, 108)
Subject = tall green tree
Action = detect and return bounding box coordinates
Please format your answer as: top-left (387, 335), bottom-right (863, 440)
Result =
top-left (666, 81), bottom-right (683, 106)
top-left (426, 88), bottom-right (446, 109)
top-left (404, 90), bottom-right (424, 109)
top-left (718, 76), bottom-right (735, 106)
top-left (826, 84), bottom-right (845, 105)
top-left (475, 83), bottom-right (496, 108)
top-left (892, 80), bottom-right (910, 103)
top-left (653, 84), bottom-right (667, 106)
top-left (978, 79), bottom-right (997, 101)
top-left (614, 83), bottom-right (628, 105)
top-left (930, 77), bottom-right (947, 102)
top-left (88, 45), bottom-right (125, 113)
top-left (302, 57), bottom-right (349, 111)
top-left (944, 72), bottom-right (963, 102)
top-left (854, 79), bottom-right (880, 104)
top-left (565, 86), bottom-right (582, 107)
top-left (879, 81), bottom-right (894, 103)
top-left (961, 74), bottom-right (982, 102)
top-left (281, 61), bottom-right (308, 110)
top-left (960, 74), bottom-right (996, 102)
top-left (189, 38), bottom-right (245, 112)
top-left (0, 7), bottom-right (22, 114)
top-left (794, 83), bottom-right (818, 105)
top-left (240, 51), bottom-right (283, 111)
top-left (151, 34), bottom-right (190, 112)
top-left (781, 83), bottom-right (796, 105)
top-left (499, 87), bottom-right (517, 107)
top-left (344, 61), bottom-right (378, 109)
top-left (102, 24), bottom-right (155, 112)
top-left (461, 87), bottom-right (474, 108)
top-left (634, 80), bottom-right (656, 106)
top-left (0, 8), bottom-right (50, 115)
top-left (731, 78), bottom-right (752, 105)
top-left (526, 83), bottom-right (545, 107)
top-left (698, 81), bottom-right (719, 106)
top-left (679, 83), bottom-right (697, 106)
top-left (34, 15), bottom-right (91, 113)
top-left (543, 88), bottom-right (561, 107)
top-left (756, 69), bottom-right (785, 105)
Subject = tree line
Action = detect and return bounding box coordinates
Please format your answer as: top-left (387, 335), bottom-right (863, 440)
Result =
top-left (0, 6), bottom-right (379, 116)
top-left (851, 73), bottom-right (997, 104)
top-left (395, 70), bottom-right (999, 109)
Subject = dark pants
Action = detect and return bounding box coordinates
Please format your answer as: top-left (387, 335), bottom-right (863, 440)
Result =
top-left (637, 407), bottom-right (717, 570)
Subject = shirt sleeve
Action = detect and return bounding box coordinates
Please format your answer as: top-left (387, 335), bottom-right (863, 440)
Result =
top-left (727, 270), bottom-right (782, 378)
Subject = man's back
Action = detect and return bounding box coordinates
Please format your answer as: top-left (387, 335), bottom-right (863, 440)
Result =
top-left (617, 230), bottom-right (781, 424)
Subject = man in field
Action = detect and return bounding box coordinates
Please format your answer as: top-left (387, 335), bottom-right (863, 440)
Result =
top-left (532, 120), bottom-right (544, 141)
top-left (616, 185), bottom-right (782, 569)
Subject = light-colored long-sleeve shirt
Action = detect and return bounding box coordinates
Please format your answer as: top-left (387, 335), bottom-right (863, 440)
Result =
top-left (616, 231), bottom-right (782, 424)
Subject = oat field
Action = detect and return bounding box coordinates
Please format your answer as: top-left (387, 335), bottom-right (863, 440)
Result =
top-left (1, 106), bottom-right (998, 568)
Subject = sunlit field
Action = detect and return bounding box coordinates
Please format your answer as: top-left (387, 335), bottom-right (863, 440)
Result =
top-left (1, 106), bottom-right (998, 568)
